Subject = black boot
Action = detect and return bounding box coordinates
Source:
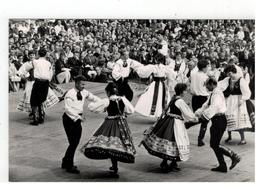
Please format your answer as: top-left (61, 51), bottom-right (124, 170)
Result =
top-left (169, 160), bottom-right (181, 172)
top-left (211, 165), bottom-right (227, 173)
top-left (110, 159), bottom-right (119, 178)
top-left (198, 122), bottom-right (208, 147)
top-left (30, 107), bottom-right (39, 126)
top-left (219, 145), bottom-right (241, 170)
top-left (160, 159), bottom-right (170, 173)
top-left (30, 113), bottom-right (39, 126)
top-left (38, 105), bottom-right (45, 124)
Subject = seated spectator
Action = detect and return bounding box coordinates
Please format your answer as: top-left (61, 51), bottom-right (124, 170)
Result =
top-left (92, 66), bottom-right (108, 83)
top-left (55, 53), bottom-right (71, 84)
top-left (9, 60), bottom-right (21, 92)
top-left (67, 51), bottom-right (83, 79)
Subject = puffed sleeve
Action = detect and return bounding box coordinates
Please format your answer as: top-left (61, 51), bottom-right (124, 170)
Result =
top-left (85, 90), bottom-right (101, 102)
top-left (88, 98), bottom-right (109, 113)
top-left (130, 59), bottom-right (144, 71)
top-left (121, 96), bottom-right (135, 114)
top-left (112, 62), bottom-right (122, 81)
top-left (240, 78), bottom-right (251, 100)
top-left (175, 99), bottom-right (198, 122)
top-left (136, 64), bottom-right (156, 78)
top-left (217, 77), bottom-right (229, 91)
top-left (17, 61), bottom-right (33, 77)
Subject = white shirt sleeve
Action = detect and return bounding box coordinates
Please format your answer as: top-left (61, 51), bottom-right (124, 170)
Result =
top-left (130, 59), bottom-right (143, 71)
top-left (17, 62), bottom-right (32, 77)
top-left (202, 93), bottom-right (221, 120)
top-left (175, 99), bottom-right (198, 122)
top-left (240, 78), bottom-right (251, 100)
top-left (85, 90), bottom-right (101, 102)
top-left (195, 96), bottom-right (211, 117)
top-left (88, 98), bottom-right (109, 113)
top-left (136, 64), bottom-right (156, 78)
top-left (121, 96), bottom-right (135, 114)
top-left (217, 77), bottom-right (229, 91)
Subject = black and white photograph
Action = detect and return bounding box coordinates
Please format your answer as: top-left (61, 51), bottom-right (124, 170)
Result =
top-left (0, 0), bottom-right (257, 185)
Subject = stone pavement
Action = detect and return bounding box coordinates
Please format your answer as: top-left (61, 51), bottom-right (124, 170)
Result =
top-left (9, 82), bottom-right (255, 182)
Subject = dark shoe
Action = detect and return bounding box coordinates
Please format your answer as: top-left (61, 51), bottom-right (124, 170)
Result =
top-left (198, 140), bottom-right (205, 147)
top-left (211, 165), bottom-right (227, 173)
top-left (66, 166), bottom-right (80, 174)
top-left (109, 166), bottom-right (118, 173)
top-left (61, 163), bottom-right (77, 169)
top-left (30, 120), bottom-right (39, 126)
top-left (225, 137), bottom-right (232, 143)
top-left (238, 140), bottom-right (247, 145)
top-left (230, 154), bottom-right (241, 170)
top-left (38, 118), bottom-right (44, 124)
top-left (169, 161), bottom-right (181, 172)
top-left (110, 172), bottom-right (119, 178)
top-left (160, 161), bottom-right (170, 173)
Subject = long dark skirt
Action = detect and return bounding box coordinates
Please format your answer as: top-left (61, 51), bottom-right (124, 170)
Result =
top-left (81, 116), bottom-right (136, 163)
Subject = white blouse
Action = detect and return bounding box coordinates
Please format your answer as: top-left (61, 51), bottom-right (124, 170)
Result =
top-left (88, 95), bottom-right (135, 114)
top-left (175, 98), bottom-right (198, 122)
top-left (218, 77), bottom-right (251, 101)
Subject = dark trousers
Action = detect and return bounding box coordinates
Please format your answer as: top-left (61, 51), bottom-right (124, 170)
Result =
top-left (210, 115), bottom-right (233, 167)
top-left (30, 79), bottom-right (49, 121)
top-left (62, 113), bottom-right (82, 168)
top-left (192, 95), bottom-right (208, 141)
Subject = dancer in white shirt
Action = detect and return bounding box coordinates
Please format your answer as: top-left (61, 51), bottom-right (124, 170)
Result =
top-left (27, 48), bottom-right (53, 125)
top-left (112, 49), bottom-right (143, 101)
top-left (61, 75), bottom-right (100, 174)
top-left (190, 59), bottom-right (210, 146)
top-left (195, 78), bottom-right (241, 173)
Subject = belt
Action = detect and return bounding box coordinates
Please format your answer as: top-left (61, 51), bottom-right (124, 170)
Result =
top-left (35, 78), bottom-right (49, 82)
top-left (214, 113), bottom-right (225, 117)
top-left (106, 115), bottom-right (125, 120)
top-left (166, 113), bottom-right (184, 120)
top-left (153, 77), bottom-right (165, 82)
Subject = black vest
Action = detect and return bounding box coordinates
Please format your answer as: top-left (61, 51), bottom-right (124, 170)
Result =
top-left (169, 98), bottom-right (182, 116)
top-left (223, 78), bottom-right (242, 98)
top-left (106, 99), bottom-right (125, 116)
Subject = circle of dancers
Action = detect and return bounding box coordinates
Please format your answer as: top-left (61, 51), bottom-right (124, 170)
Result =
top-left (15, 40), bottom-right (254, 178)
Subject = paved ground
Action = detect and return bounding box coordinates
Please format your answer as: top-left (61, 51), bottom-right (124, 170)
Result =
top-left (9, 81), bottom-right (255, 182)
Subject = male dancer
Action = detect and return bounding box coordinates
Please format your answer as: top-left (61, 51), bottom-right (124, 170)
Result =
top-left (30, 48), bottom-right (52, 125)
top-left (190, 59), bottom-right (209, 146)
top-left (195, 78), bottom-right (241, 172)
top-left (61, 75), bottom-right (100, 174)
top-left (112, 48), bottom-right (143, 101)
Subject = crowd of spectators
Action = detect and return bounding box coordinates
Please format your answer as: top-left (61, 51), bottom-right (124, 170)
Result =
top-left (9, 19), bottom-right (255, 98)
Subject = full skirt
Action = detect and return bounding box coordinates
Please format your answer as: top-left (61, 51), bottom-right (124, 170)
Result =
top-left (81, 116), bottom-right (136, 163)
top-left (141, 114), bottom-right (190, 161)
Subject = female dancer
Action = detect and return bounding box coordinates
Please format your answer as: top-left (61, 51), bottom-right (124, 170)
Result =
top-left (140, 83), bottom-right (198, 172)
top-left (219, 65), bottom-right (252, 145)
top-left (135, 52), bottom-right (171, 118)
top-left (81, 82), bottom-right (136, 178)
